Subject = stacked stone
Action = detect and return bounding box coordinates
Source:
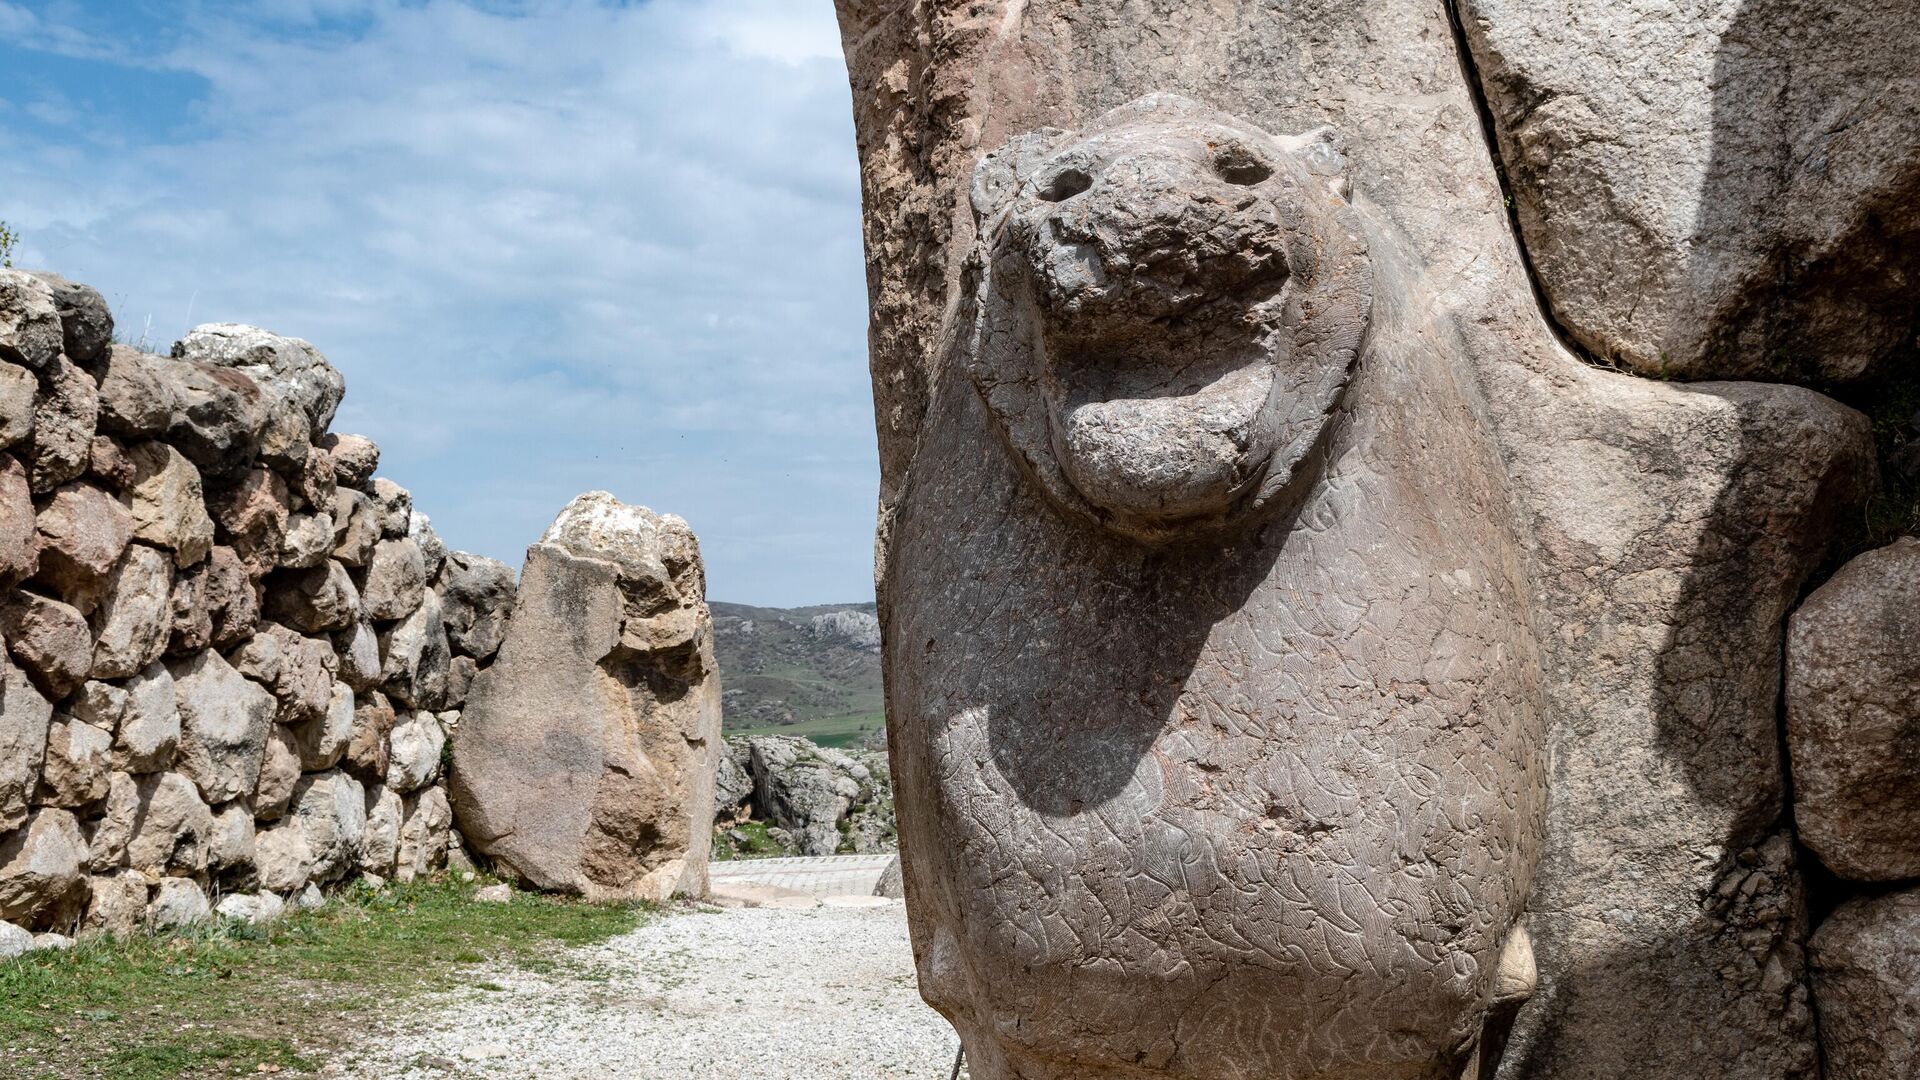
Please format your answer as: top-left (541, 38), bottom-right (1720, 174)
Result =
top-left (0, 269), bottom-right (508, 944)
top-left (1783, 538), bottom-right (1920, 1080)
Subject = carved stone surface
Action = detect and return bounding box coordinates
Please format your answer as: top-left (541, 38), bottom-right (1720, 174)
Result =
top-left (451, 492), bottom-right (720, 902)
top-left (830, 3), bottom-right (1872, 1077)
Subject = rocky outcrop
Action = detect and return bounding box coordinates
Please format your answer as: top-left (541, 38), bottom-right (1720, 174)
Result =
top-left (1787, 538), bottom-right (1920, 881)
top-left (1810, 887), bottom-right (1920, 1079)
top-left (715, 735), bottom-right (894, 857)
top-left (453, 492), bottom-right (721, 902)
top-left (0, 271), bottom-right (509, 938)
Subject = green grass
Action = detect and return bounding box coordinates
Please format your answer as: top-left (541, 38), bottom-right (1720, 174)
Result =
top-left (731, 711), bottom-right (885, 749)
top-left (0, 875), bottom-right (650, 1079)
top-left (710, 820), bottom-right (793, 862)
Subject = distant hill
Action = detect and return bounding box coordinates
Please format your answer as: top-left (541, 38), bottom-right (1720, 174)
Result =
top-left (709, 601), bottom-right (885, 749)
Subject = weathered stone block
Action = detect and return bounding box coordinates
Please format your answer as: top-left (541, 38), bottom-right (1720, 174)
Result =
top-left (170, 649), bottom-right (275, 804)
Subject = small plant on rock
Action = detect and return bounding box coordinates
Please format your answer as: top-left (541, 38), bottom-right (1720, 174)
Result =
top-left (0, 220), bottom-right (16, 268)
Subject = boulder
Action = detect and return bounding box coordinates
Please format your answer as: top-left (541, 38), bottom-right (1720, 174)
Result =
top-left (332, 619), bottom-right (381, 692)
top-left (436, 551), bottom-right (515, 661)
top-left (86, 434), bottom-right (132, 488)
top-left (746, 736), bottom-right (865, 856)
top-left (0, 808), bottom-right (86, 926)
top-left (80, 871), bottom-right (148, 936)
top-left (25, 355), bottom-right (99, 494)
top-left (1787, 538), bottom-right (1920, 880)
top-left (0, 919), bottom-right (28, 958)
top-left (122, 442), bottom-right (214, 568)
top-left (0, 269), bottom-right (61, 370)
top-left (145, 876), bottom-right (209, 930)
top-left (344, 691), bottom-right (394, 781)
top-left (156, 357), bottom-right (265, 479)
top-left (214, 891), bottom-right (283, 925)
top-left (395, 786), bottom-right (451, 883)
top-left (290, 769), bottom-right (365, 883)
top-left (279, 510), bottom-right (333, 569)
top-left (386, 709), bottom-right (444, 794)
top-left (253, 818), bottom-right (313, 894)
top-left (292, 445), bottom-right (336, 509)
top-left (360, 537), bottom-right (426, 620)
top-left (172, 324), bottom-right (343, 440)
top-left (406, 511), bottom-right (447, 580)
top-left (207, 800), bottom-right (256, 881)
top-left (0, 454), bottom-right (36, 584)
top-left (201, 546), bottom-right (258, 649)
top-left (1, 590), bottom-right (93, 699)
top-left (87, 664), bottom-right (179, 773)
top-left (360, 783), bottom-right (402, 878)
top-left (329, 487), bottom-right (379, 567)
top-left (35, 717), bottom-right (111, 807)
top-left (293, 680), bottom-right (354, 772)
top-left (94, 346), bottom-right (178, 440)
top-left (319, 433), bottom-right (378, 490)
top-left (0, 363), bottom-right (33, 451)
top-left (0, 654), bottom-right (53, 832)
top-left (369, 478), bottom-right (411, 539)
top-left (264, 624), bottom-right (334, 726)
top-left (378, 589), bottom-right (448, 709)
top-left (252, 724), bottom-right (302, 820)
top-left (453, 492), bottom-right (721, 901)
top-left (24, 273), bottom-right (111, 363)
top-left (166, 561), bottom-right (212, 656)
top-left (874, 855), bottom-right (904, 900)
top-left (114, 771), bottom-right (211, 876)
top-left (170, 648), bottom-right (276, 804)
top-left (89, 544), bottom-right (173, 678)
top-left (209, 467), bottom-right (288, 577)
top-left (712, 747), bottom-right (751, 824)
top-left (444, 655), bottom-right (477, 709)
top-left (32, 481), bottom-right (132, 609)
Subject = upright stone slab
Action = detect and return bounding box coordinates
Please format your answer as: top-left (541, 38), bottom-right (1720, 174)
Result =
top-left (452, 492), bottom-right (720, 902)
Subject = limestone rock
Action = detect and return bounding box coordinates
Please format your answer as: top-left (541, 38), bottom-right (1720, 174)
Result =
top-left (290, 769), bottom-right (365, 883)
top-left (155, 357), bottom-right (265, 478)
top-left (122, 441), bottom-right (213, 568)
top-left (32, 482), bottom-right (132, 608)
top-left (208, 800), bottom-right (256, 881)
top-left (746, 736), bottom-right (865, 856)
top-left (89, 544), bottom-right (173, 679)
top-left (214, 891), bottom-right (283, 925)
top-left (319, 433), bottom-right (378, 490)
top-left (361, 537), bottom-right (426, 620)
top-left (369, 478), bottom-right (411, 539)
top-left (0, 363), bottom-right (33, 451)
top-left (1, 590), bottom-right (93, 698)
top-left (118, 771), bottom-right (211, 876)
top-left (201, 547), bottom-right (259, 649)
top-left (344, 691), bottom-right (394, 782)
top-left (0, 808), bottom-right (86, 926)
top-left (329, 487), bottom-right (379, 567)
top-left (24, 273), bottom-right (111, 363)
top-left (0, 269), bottom-right (61, 370)
top-left (444, 655), bottom-right (477, 709)
top-left (712, 749), bottom-right (750, 825)
top-left (332, 619), bottom-right (381, 692)
top-left (0, 454), bottom-right (36, 584)
top-left (395, 786), bottom-right (451, 883)
top-left (360, 783), bottom-right (402, 878)
top-left (97, 664), bottom-right (180, 773)
top-left (0, 653), bottom-right (53, 831)
top-left (406, 511), bottom-right (447, 580)
top-left (874, 855), bottom-right (904, 900)
top-left (292, 445), bottom-right (336, 511)
top-left (253, 818), bottom-right (313, 894)
top-left (260, 624), bottom-right (335, 726)
top-left (95, 346), bottom-right (179, 440)
top-left (81, 871), bottom-right (148, 936)
top-left (166, 562), bottom-right (212, 656)
top-left (385, 709), bottom-right (444, 794)
top-left (259, 553), bottom-right (357, 630)
top-left (378, 589), bottom-right (448, 710)
top-left (173, 324), bottom-right (343, 440)
top-left (253, 724), bottom-right (301, 821)
top-left (35, 718), bottom-right (111, 807)
top-left (279, 510), bottom-right (333, 569)
top-left (26, 355), bottom-right (99, 494)
top-left (453, 492), bottom-right (720, 902)
top-left (0, 919), bottom-right (28, 957)
top-left (1458, 0), bottom-right (1920, 384)
top-left (209, 467), bottom-right (288, 577)
top-left (86, 434), bottom-right (132, 488)
top-left (293, 681), bottom-right (354, 772)
top-left (436, 551), bottom-right (515, 661)
top-left (1787, 538), bottom-right (1920, 880)
top-left (170, 649), bottom-right (276, 804)
top-left (146, 877), bottom-right (209, 930)
top-left (1810, 887), bottom-right (1920, 1079)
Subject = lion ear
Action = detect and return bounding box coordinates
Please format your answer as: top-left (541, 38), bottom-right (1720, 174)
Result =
top-left (970, 129), bottom-right (1068, 223)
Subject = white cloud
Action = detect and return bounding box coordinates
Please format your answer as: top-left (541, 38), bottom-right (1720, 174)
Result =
top-left (0, 0), bottom-right (877, 605)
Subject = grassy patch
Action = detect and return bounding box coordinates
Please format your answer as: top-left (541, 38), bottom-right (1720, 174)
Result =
top-left (711, 820), bottom-right (793, 862)
top-left (731, 711), bottom-right (886, 749)
top-left (0, 875), bottom-right (650, 1079)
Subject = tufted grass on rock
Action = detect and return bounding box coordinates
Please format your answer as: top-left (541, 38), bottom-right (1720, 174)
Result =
top-left (0, 874), bottom-right (651, 1080)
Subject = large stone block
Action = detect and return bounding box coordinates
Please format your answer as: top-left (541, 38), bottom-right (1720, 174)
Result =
top-left (169, 648), bottom-right (276, 804)
top-left (385, 709), bottom-right (444, 794)
top-left (89, 544), bottom-right (173, 679)
top-left (24, 273), bottom-right (111, 364)
top-left (35, 717), bottom-right (111, 807)
top-left (0, 652), bottom-right (53, 831)
top-left (318, 433), bottom-right (377, 490)
top-left (173, 324), bottom-right (343, 443)
top-left (0, 363), bottom-right (34, 452)
top-left (395, 785), bottom-right (451, 883)
top-left (377, 588), bottom-right (448, 710)
top-left (1787, 538), bottom-right (1920, 881)
top-left (32, 481), bottom-right (132, 610)
top-left (25, 355), bottom-right (99, 494)
top-left (123, 442), bottom-right (214, 568)
top-left (153, 356), bottom-right (266, 479)
top-left (95, 346), bottom-right (179, 440)
top-left (0, 808), bottom-right (87, 927)
top-left (209, 467), bottom-right (289, 577)
top-left (263, 560), bottom-right (362, 635)
top-left (0, 269), bottom-right (62, 370)
top-left (360, 537), bottom-right (425, 620)
top-left (1, 590), bottom-right (94, 699)
top-left (0, 454), bottom-right (36, 584)
top-left (453, 492), bottom-right (721, 902)
top-left (289, 769), bottom-right (365, 884)
top-left (435, 551), bottom-right (515, 661)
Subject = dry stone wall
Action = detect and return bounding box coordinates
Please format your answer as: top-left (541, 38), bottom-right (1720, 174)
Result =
top-left (0, 269), bottom-right (513, 941)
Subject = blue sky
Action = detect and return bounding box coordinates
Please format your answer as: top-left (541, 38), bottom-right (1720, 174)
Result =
top-left (0, 0), bottom-right (877, 606)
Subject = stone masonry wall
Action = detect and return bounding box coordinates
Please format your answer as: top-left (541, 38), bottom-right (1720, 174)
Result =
top-left (0, 269), bottom-right (514, 942)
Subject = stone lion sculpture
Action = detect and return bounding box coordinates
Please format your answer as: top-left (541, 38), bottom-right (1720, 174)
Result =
top-left (882, 94), bottom-right (1545, 1080)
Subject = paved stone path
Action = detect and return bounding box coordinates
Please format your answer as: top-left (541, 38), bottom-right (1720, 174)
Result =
top-left (708, 853), bottom-right (895, 898)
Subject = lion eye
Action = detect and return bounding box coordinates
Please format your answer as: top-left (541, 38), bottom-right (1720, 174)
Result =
top-left (1037, 168), bottom-right (1093, 202)
top-left (1212, 144), bottom-right (1273, 186)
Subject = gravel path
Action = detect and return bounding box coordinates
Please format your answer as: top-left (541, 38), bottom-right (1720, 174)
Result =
top-left (338, 902), bottom-right (961, 1079)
